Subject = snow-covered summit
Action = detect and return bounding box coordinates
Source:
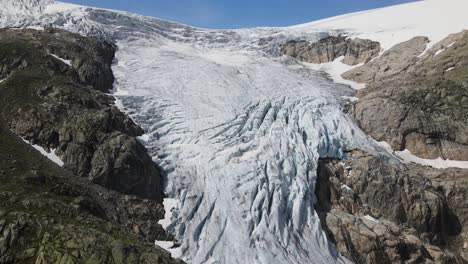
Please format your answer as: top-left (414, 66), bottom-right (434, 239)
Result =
top-left (1, 1), bottom-right (467, 264)
top-left (289, 0), bottom-right (468, 50)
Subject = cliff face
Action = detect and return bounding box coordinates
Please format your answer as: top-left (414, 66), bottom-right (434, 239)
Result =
top-left (0, 28), bottom-right (163, 201)
top-left (344, 31), bottom-right (468, 161)
top-left (0, 28), bottom-right (180, 263)
top-left (316, 151), bottom-right (467, 263)
top-left (281, 36), bottom-right (381, 65)
top-left (282, 31), bottom-right (468, 263)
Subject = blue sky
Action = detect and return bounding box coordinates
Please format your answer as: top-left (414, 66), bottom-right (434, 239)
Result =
top-left (62, 0), bottom-right (418, 29)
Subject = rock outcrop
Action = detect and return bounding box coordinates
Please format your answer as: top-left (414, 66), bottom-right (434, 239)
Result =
top-left (281, 36), bottom-right (381, 65)
top-left (0, 127), bottom-right (181, 264)
top-left (0, 28), bottom-right (164, 201)
top-left (345, 31), bottom-right (468, 160)
top-left (316, 150), bottom-right (467, 263)
top-left (0, 28), bottom-right (180, 262)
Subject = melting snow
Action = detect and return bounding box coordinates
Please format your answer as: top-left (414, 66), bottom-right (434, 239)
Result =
top-left (26, 25), bottom-right (44, 30)
top-left (154, 240), bottom-right (183, 259)
top-left (434, 48), bottom-right (446, 56)
top-left (158, 198), bottom-right (179, 229)
top-left (397, 149), bottom-right (468, 169)
top-left (51, 54), bottom-right (72, 66)
top-left (303, 56), bottom-right (366, 90)
top-left (377, 141), bottom-right (468, 169)
top-left (341, 184), bottom-right (354, 193)
top-left (364, 215), bottom-right (380, 224)
top-left (154, 198), bottom-right (183, 259)
top-left (21, 138), bottom-right (64, 167)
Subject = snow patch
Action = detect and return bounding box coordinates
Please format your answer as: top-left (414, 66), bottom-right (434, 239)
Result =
top-left (154, 240), bottom-right (183, 259)
top-left (341, 96), bottom-right (359, 102)
top-left (434, 47), bottom-right (446, 56)
top-left (155, 198), bottom-right (182, 259)
top-left (397, 149), bottom-right (468, 169)
top-left (446, 66), bottom-right (455, 72)
top-left (51, 54), bottom-right (72, 66)
top-left (364, 215), bottom-right (380, 224)
top-left (377, 141), bottom-right (468, 169)
top-left (112, 96), bottom-right (126, 110)
top-left (26, 25), bottom-right (44, 31)
top-left (158, 198), bottom-right (179, 229)
top-left (341, 184), bottom-right (353, 193)
top-left (138, 134), bottom-right (150, 143)
top-left (21, 138), bottom-right (64, 167)
top-left (302, 56), bottom-right (366, 90)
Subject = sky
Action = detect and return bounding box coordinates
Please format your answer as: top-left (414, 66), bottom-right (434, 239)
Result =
top-left (62, 0), bottom-right (419, 29)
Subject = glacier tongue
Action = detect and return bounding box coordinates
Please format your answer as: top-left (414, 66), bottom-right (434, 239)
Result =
top-left (112, 34), bottom-right (369, 263)
top-left (0, 2), bottom-right (384, 264)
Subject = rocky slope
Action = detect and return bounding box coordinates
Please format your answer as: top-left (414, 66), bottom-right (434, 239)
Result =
top-left (281, 36), bottom-right (381, 65)
top-left (282, 26), bottom-right (468, 264)
top-left (316, 151), bottom-right (467, 263)
top-left (0, 28), bottom-right (164, 201)
top-left (0, 28), bottom-right (181, 263)
top-left (344, 31), bottom-right (468, 161)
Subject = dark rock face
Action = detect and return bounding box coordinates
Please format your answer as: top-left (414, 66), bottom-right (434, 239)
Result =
top-left (0, 28), bottom-right (164, 201)
top-left (281, 36), bottom-right (381, 65)
top-left (345, 31), bottom-right (468, 160)
top-left (341, 36), bottom-right (429, 83)
top-left (0, 127), bottom-right (182, 264)
top-left (0, 28), bottom-right (181, 263)
top-left (316, 150), bottom-right (467, 263)
top-left (0, 27), bottom-right (115, 92)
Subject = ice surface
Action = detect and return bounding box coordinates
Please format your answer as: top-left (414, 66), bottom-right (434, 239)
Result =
top-left (21, 138), bottom-right (64, 167)
top-left (1, 1), bottom-right (467, 263)
top-left (111, 34), bottom-right (364, 264)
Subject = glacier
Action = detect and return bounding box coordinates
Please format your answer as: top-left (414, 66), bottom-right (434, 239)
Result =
top-left (2, 0), bottom-right (468, 263)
